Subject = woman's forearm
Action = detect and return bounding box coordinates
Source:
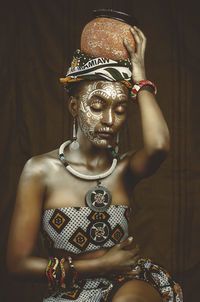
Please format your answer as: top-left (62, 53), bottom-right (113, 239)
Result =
top-left (7, 255), bottom-right (107, 282)
top-left (72, 257), bottom-right (106, 278)
top-left (7, 256), bottom-right (48, 281)
top-left (137, 88), bottom-right (170, 154)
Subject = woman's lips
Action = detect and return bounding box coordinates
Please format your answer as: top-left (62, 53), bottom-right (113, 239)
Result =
top-left (97, 132), bottom-right (113, 139)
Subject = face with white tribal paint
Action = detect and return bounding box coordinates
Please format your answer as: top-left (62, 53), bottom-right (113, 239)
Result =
top-left (76, 81), bottom-right (129, 148)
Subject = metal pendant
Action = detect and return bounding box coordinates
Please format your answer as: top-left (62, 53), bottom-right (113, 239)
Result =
top-left (85, 185), bottom-right (112, 212)
top-left (89, 221), bottom-right (110, 244)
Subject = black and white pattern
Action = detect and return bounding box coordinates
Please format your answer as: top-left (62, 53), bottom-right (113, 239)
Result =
top-left (42, 205), bottom-right (129, 254)
top-left (60, 49), bottom-right (133, 90)
top-left (44, 277), bottom-right (112, 302)
top-left (42, 206), bottom-right (183, 302)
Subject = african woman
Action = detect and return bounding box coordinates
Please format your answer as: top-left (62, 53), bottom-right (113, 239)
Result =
top-left (7, 22), bottom-right (183, 302)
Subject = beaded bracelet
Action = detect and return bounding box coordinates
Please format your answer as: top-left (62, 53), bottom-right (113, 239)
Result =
top-left (45, 257), bottom-right (60, 293)
top-left (60, 258), bottom-right (67, 289)
top-left (45, 256), bottom-right (79, 292)
top-left (46, 257), bottom-right (68, 292)
top-left (67, 256), bottom-right (79, 288)
top-left (131, 80), bottom-right (157, 101)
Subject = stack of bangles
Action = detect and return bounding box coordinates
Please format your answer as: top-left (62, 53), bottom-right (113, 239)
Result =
top-left (131, 80), bottom-right (157, 101)
top-left (45, 256), bottom-right (79, 293)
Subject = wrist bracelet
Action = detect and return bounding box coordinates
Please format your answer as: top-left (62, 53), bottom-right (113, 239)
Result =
top-left (60, 258), bottom-right (67, 289)
top-left (46, 257), bottom-right (60, 293)
top-left (46, 257), bottom-right (68, 293)
top-left (131, 80), bottom-right (157, 101)
top-left (67, 256), bottom-right (79, 288)
top-left (45, 256), bottom-right (79, 292)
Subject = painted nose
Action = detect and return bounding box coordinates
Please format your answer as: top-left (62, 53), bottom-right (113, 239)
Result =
top-left (102, 108), bottom-right (114, 126)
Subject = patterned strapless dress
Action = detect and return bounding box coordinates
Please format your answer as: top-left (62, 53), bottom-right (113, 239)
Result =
top-left (41, 205), bottom-right (183, 302)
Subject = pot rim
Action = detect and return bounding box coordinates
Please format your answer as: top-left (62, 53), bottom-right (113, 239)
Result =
top-left (92, 9), bottom-right (138, 26)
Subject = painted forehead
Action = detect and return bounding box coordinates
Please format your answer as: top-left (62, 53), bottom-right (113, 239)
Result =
top-left (79, 81), bottom-right (128, 102)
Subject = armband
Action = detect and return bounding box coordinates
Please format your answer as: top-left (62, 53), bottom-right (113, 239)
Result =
top-left (131, 80), bottom-right (157, 101)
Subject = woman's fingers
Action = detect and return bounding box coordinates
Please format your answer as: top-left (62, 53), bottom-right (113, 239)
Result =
top-left (124, 26), bottom-right (146, 62)
top-left (131, 244), bottom-right (140, 255)
top-left (130, 27), bottom-right (141, 54)
top-left (121, 254), bottom-right (141, 272)
top-left (126, 254), bottom-right (141, 269)
top-left (116, 238), bottom-right (139, 253)
top-left (123, 39), bottom-right (135, 57)
top-left (134, 26), bottom-right (147, 55)
top-left (117, 236), bottom-right (134, 249)
top-left (130, 26), bottom-right (146, 56)
top-left (134, 26), bottom-right (146, 41)
top-left (123, 244), bottom-right (140, 264)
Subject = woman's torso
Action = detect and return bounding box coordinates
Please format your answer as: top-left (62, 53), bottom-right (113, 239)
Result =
top-left (40, 148), bottom-right (136, 259)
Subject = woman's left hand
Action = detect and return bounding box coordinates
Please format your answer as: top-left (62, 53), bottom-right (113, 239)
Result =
top-left (124, 26), bottom-right (147, 84)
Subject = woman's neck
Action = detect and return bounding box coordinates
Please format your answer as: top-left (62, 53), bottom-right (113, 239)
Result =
top-left (65, 135), bottom-right (112, 171)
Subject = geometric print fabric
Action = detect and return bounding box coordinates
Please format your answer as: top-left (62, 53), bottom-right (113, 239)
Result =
top-left (49, 209), bottom-right (70, 234)
top-left (42, 205), bottom-right (130, 254)
top-left (43, 259), bottom-right (183, 302)
top-left (42, 206), bottom-right (183, 302)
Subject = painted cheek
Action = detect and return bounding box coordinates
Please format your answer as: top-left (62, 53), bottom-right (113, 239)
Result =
top-left (80, 94), bottom-right (103, 121)
top-left (78, 85), bottom-right (103, 143)
top-left (78, 106), bottom-right (101, 143)
top-left (79, 102), bottom-right (102, 129)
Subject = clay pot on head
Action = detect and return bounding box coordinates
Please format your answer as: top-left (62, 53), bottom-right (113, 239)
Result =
top-left (81, 9), bottom-right (138, 60)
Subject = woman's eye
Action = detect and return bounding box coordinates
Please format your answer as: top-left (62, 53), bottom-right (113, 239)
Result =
top-left (115, 106), bottom-right (127, 114)
top-left (91, 103), bottom-right (103, 111)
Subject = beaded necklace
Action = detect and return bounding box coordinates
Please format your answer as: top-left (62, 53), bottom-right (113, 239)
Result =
top-left (59, 140), bottom-right (117, 212)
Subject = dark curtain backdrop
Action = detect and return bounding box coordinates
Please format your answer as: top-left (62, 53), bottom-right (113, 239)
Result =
top-left (1, 0), bottom-right (199, 301)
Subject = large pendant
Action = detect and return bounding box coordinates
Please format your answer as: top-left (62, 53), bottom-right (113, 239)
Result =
top-left (85, 185), bottom-right (112, 212)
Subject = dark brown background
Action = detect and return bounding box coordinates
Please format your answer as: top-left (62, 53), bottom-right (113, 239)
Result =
top-left (1, 0), bottom-right (199, 301)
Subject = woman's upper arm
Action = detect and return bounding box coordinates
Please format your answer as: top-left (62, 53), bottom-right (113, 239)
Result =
top-left (128, 147), bottom-right (169, 183)
top-left (7, 157), bottom-right (46, 265)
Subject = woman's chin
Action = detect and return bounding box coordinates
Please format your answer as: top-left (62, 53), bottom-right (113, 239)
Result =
top-left (91, 137), bottom-right (113, 149)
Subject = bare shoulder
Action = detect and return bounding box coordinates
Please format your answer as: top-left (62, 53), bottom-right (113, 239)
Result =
top-left (21, 148), bottom-right (60, 182)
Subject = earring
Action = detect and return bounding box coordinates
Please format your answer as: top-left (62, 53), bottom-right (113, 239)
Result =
top-left (70, 117), bottom-right (79, 150)
top-left (115, 133), bottom-right (119, 154)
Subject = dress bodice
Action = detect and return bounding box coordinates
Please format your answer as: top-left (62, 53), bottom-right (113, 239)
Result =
top-left (42, 205), bottom-right (131, 254)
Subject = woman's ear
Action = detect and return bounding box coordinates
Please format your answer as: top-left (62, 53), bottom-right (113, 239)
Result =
top-left (68, 96), bottom-right (78, 117)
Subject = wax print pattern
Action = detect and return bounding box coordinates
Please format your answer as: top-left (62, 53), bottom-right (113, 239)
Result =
top-left (107, 259), bottom-right (183, 302)
top-left (42, 205), bottom-right (131, 254)
top-left (42, 206), bottom-right (183, 302)
top-left (60, 49), bottom-right (133, 89)
top-left (43, 259), bottom-right (183, 302)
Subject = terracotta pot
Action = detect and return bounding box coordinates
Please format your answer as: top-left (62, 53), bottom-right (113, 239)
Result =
top-left (81, 9), bottom-right (137, 60)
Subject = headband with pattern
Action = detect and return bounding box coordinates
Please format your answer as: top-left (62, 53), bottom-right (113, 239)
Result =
top-left (60, 49), bottom-right (133, 90)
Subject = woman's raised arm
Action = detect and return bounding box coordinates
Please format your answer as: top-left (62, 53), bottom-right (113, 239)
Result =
top-left (124, 26), bottom-right (170, 182)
